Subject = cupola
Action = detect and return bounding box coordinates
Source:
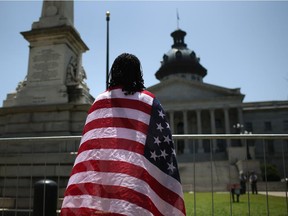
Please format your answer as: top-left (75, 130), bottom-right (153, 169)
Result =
top-left (155, 28), bottom-right (207, 82)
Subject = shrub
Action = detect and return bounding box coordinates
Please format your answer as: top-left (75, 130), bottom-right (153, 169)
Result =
top-left (260, 163), bottom-right (281, 181)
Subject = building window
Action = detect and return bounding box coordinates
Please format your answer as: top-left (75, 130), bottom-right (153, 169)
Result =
top-left (283, 120), bottom-right (288, 131)
top-left (215, 119), bottom-right (222, 129)
top-left (245, 122), bottom-right (253, 133)
top-left (175, 50), bottom-right (182, 59)
top-left (266, 140), bottom-right (274, 154)
top-left (264, 121), bottom-right (272, 131)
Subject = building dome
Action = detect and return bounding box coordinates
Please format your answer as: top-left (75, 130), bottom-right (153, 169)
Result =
top-left (155, 28), bottom-right (207, 82)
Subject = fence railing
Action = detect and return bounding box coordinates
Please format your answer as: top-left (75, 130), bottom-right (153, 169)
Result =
top-left (172, 134), bottom-right (288, 216)
top-left (0, 134), bottom-right (287, 216)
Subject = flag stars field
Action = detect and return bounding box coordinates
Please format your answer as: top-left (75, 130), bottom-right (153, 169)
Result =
top-left (164, 135), bottom-right (172, 144)
top-left (154, 136), bottom-right (161, 145)
top-left (150, 151), bottom-right (158, 161)
top-left (167, 162), bottom-right (176, 172)
top-left (158, 109), bottom-right (165, 118)
top-left (156, 122), bottom-right (164, 132)
top-left (160, 149), bottom-right (168, 159)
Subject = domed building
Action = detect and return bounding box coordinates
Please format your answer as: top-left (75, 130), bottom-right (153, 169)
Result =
top-left (147, 28), bottom-right (288, 179)
top-left (148, 28), bottom-right (245, 159)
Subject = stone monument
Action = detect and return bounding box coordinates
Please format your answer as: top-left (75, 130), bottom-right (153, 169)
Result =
top-left (0, 0), bottom-right (94, 137)
top-left (3, 0), bottom-right (93, 107)
top-left (0, 2), bottom-right (96, 213)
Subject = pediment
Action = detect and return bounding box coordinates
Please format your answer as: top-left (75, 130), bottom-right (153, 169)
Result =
top-left (147, 77), bottom-right (244, 106)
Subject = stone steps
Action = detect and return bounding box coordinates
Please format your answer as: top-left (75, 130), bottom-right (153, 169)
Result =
top-left (0, 163), bottom-right (73, 177)
top-left (180, 160), bottom-right (240, 191)
top-left (0, 152), bottom-right (76, 165)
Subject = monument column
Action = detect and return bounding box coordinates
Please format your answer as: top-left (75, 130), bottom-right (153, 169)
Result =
top-left (3, 0), bottom-right (93, 107)
top-left (1, 0), bottom-right (94, 137)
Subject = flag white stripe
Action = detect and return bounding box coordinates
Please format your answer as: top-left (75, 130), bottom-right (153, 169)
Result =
top-left (74, 148), bottom-right (183, 197)
top-left (80, 127), bottom-right (147, 147)
top-left (62, 195), bottom-right (153, 216)
top-left (85, 107), bottom-right (150, 126)
top-left (95, 89), bottom-right (154, 106)
top-left (66, 171), bottom-right (185, 216)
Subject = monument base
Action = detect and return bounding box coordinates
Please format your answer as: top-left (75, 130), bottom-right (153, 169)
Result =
top-left (0, 103), bottom-right (91, 137)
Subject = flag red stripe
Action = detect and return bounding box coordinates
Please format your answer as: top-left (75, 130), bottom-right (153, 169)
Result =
top-left (88, 98), bottom-right (152, 115)
top-left (69, 160), bottom-right (185, 214)
top-left (82, 117), bottom-right (148, 135)
top-left (65, 182), bottom-right (164, 216)
top-left (141, 90), bottom-right (155, 99)
top-left (60, 207), bottom-right (125, 216)
top-left (78, 138), bottom-right (144, 155)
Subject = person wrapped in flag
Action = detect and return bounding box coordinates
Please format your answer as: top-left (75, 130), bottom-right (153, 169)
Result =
top-left (60, 53), bottom-right (186, 215)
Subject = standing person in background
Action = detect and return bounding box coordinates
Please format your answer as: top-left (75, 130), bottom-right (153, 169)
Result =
top-left (60, 53), bottom-right (186, 216)
top-left (230, 184), bottom-right (240, 203)
top-left (250, 171), bottom-right (258, 194)
top-left (239, 171), bottom-right (247, 194)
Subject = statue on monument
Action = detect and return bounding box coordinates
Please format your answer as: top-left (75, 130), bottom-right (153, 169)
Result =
top-left (66, 56), bottom-right (88, 86)
top-left (16, 76), bottom-right (27, 93)
top-left (66, 56), bottom-right (79, 85)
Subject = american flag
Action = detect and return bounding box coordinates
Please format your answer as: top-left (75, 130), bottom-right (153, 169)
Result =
top-left (60, 88), bottom-right (186, 216)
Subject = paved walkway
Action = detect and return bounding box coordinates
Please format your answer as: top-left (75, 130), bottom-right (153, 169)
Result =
top-left (258, 191), bottom-right (288, 197)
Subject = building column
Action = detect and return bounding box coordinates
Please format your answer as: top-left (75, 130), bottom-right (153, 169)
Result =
top-left (237, 107), bottom-right (244, 127)
top-left (236, 107), bottom-right (244, 146)
top-left (183, 110), bottom-right (190, 153)
top-left (210, 109), bottom-right (217, 151)
top-left (210, 109), bottom-right (216, 134)
top-left (224, 108), bottom-right (231, 146)
top-left (224, 108), bottom-right (230, 134)
top-left (196, 110), bottom-right (204, 153)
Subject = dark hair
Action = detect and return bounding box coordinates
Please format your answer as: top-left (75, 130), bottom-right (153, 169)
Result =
top-left (108, 53), bottom-right (145, 95)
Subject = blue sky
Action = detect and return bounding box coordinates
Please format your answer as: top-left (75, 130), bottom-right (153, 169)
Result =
top-left (0, 1), bottom-right (288, 105)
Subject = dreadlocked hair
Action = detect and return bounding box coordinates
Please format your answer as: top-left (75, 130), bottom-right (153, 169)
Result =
top-left (108, 53), bottom-right (146, 95)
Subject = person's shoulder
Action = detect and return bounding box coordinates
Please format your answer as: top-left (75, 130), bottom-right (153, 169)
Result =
top-left (93, 89), bottom-right (118, 103)
top-left (141, 90), bottom-right (155, 99)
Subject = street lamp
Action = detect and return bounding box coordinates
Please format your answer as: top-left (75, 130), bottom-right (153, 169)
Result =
top-left (233, 123), bottom-right (252, 160)
top-left (106, 11), bottom-right (110, 90)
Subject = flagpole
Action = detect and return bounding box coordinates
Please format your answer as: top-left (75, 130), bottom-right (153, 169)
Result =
top-left (176, 9), bottom-right (180, 29)
top-left (106, 11), bottom-right (110, 90)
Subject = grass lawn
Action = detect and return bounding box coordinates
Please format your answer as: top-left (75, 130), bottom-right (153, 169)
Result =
top-left (184, 192), bottom-right (288, 216)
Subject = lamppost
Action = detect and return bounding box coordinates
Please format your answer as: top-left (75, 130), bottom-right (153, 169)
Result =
top-left (106, 11), bottom-right (110, 90)
top-left (233, 123), bottom-right (252, 160)
top-left (233, 123), bottom-right (243, 134)
top-left (243, 130), bottom-right (252, 160)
